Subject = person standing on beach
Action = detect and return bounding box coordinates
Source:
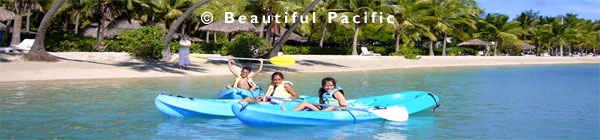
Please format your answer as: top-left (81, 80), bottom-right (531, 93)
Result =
top-left (178, 35), bottom-right (192, 69)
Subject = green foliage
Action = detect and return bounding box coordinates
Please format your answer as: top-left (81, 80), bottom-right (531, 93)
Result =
top-left (115, 27), bottom-right (167, 61)
top-left (445, 47), bottom-right (475, 56)
top-left (45, 31), bottom-right (98, 52)
top-left (282, 45), bottom-right (352, 55)
top-left (226, 33), bottom-right (271, 58)
top-left (389, 45), bottom-right (424, 59)
top-left (364, 46), bottom-right (394, 55)
top-left (361, 24), bottom-right (395, 44)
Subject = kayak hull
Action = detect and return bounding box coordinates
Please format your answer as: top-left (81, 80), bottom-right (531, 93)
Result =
top-left (217, 87), bottom-right (264, 99)
top-left (232, 91), bottom-right (440, 126)
top-left (155, 94), bottom-right (318, 117)
top-left (155, 94), bottom-right (238, 117)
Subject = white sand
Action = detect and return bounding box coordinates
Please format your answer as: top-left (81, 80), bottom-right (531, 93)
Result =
top-left (0, 52), bottom-right (598, 82)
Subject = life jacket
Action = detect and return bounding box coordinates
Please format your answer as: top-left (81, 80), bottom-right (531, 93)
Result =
top-left (265, 81), bottom-right (294, 99)
top-left (319, 87), bottom-right (344, 105)
top-left (233, 74), bottom-right (256, 89)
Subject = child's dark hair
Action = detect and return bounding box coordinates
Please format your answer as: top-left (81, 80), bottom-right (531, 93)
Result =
top-left (272, 72), bottom-right (284, 79)
top-left (318, 77), bottom-right (342, 104)
top-left (321, 77), bottom-right (336, 87)
top-left (242, 66), bottom-right (252, 72)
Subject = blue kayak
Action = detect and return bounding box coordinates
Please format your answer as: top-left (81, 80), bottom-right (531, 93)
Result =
top-left (217, 87), bottom-right (264, 99)
top-left (232, 91), bottom-right (440, 126)
top-left (155, 94), bottom-right (318, 117)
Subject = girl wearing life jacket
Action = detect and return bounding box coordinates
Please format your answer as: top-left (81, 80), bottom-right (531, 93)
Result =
top-left (282, 77), bottom-right (348, 111)
top-left (226, 57), bottom-right (263, 91)
top-left (239, 72), bottom-right (299, 103)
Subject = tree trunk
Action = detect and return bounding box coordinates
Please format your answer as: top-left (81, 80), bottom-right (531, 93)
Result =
top-left (97, 1), bottom-right (106, 49)
top-left (560, 45), bottom-right (563, 56)
top-left (180, 23), bottom-right (185, 36)
top-left (24, 0), bottom-right (66, 62)
top-left (161, 0), bottom-right (212, 62)
top-left (537, 41), bottom-right (541, 56)
top-left (351, 24), bottom-right (360, 55)
top-left (10, 10), bottom-right (22, 46)
top-left (319, 22), bottom-right (327, 48)
top-left (268, 0), bottom-right (321, 58)
top-left (395, 32), bottom-right (401, 53)
top-left (74, 12), bottom-right (80, 33)
top-left (26, 8), bottom-right (31, 32)
top-left (429, 40), bottom-right (434, 56)
top-left (442, 34), bottom-right (447, 56)
top-left (259, 23), bottom-right (265, 38)
top-left (494, 39), bottom-right (498, 56)
top-left (206, 31), bottom-right (210, 43)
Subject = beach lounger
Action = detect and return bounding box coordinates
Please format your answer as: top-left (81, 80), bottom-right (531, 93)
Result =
top-left (360, 47), bottom-right (381, 56)
top-left (0, 39), bottom-right (35, 53)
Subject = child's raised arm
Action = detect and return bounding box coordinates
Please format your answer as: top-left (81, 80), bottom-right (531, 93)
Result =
top-left (228, 57), bottom-right (238, 76)
top-left (249, 58), bottom-right (264, 78)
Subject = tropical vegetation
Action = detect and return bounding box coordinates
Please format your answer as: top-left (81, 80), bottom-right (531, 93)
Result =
top-left (0, 0), bottom-right (598, 61)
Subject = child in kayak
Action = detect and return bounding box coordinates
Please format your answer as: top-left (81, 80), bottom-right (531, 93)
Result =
top-left (226, 57), bottom-right (263, 91)
top-left (281, 77), bottom-right (348, 111)
top-left (239, 72), bottom-right (299, 102)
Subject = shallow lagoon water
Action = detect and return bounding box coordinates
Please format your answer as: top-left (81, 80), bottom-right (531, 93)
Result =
top-left (1, 64), bottom-right (598, 139)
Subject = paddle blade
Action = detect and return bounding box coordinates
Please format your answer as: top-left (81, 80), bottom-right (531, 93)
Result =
top-left (370, 106), bottom-right (409, 121)
top-left (268, 56), bottom-right (295, 66)
top-left (186, 54), bottom-right (210, 58)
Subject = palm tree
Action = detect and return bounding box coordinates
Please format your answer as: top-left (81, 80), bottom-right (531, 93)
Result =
top-left (23, 0), bottom-right (67, 62)
top-left (476, 13), bottom-right (521, 56)
top-left (514, 10), bottom-right (540, 42)
top-left (161, 0), bottom-right (212, 61)
top-left (268, 0), bottom-right (321, 58)
top-left (245, 0), bottom-right (302, 40)
top-left (530, 16), bottom-right (553, 56)
top-left (312, 0), bottom-right (344, 47)
top-left (8, 0), bottom-right (35, 46)
top-left (422, 0), bottom-right (478, 56)
top-left (333, 0), bottom-right (386, 55)
top-left (385, 0), bottom-right (432, 53)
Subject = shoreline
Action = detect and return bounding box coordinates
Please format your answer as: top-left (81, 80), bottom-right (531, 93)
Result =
top-left (1, 52), bottom-right (598, 82)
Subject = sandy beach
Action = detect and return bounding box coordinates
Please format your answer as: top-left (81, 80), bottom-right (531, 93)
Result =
top-left (0, 52), bottom-right (598, 82)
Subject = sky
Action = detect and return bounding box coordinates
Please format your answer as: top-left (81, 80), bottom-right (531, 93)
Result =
top-left (477, 0), bottom-right (600, 21)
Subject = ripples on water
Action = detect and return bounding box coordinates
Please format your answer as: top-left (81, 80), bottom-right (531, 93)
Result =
top-left (0, 64), bottom-right (598, 139)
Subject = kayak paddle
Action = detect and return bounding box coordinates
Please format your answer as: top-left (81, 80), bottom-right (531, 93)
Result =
top-left (186, 54), bottom-right (295, 66)
top-left (268, 96), bottom-right (409, 122)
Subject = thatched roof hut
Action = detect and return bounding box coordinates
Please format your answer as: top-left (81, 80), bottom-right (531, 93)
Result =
top-left (518, 42), bottom-right (536, 50)
top-left (198, 20), bottom-right (260, 33)
top-left (457, 39), bottom-right (489, 46)
top-left (83, 19), bottom-right (142, 38)
top-left (0, 22), bottom-right (6, 31)
top-left (273, 26), bottom-right (307, 43)
top-left (0, 7), bottom-right (15, 21)
top-left (171, 33), bottom-right (204, 42)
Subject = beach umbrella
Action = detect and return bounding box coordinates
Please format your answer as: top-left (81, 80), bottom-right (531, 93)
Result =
top-left (457, 39), bottom-right (490, 46)
top-left (517, 42), bottom-right (536, 50)
top-left (0, 7), bottom-right (15, 21)
top-left (198, 20), bottom-right (260, 33)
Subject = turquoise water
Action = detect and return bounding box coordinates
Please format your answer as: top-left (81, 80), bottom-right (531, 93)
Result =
top-left (1, 64), bottom-right (598, 139)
